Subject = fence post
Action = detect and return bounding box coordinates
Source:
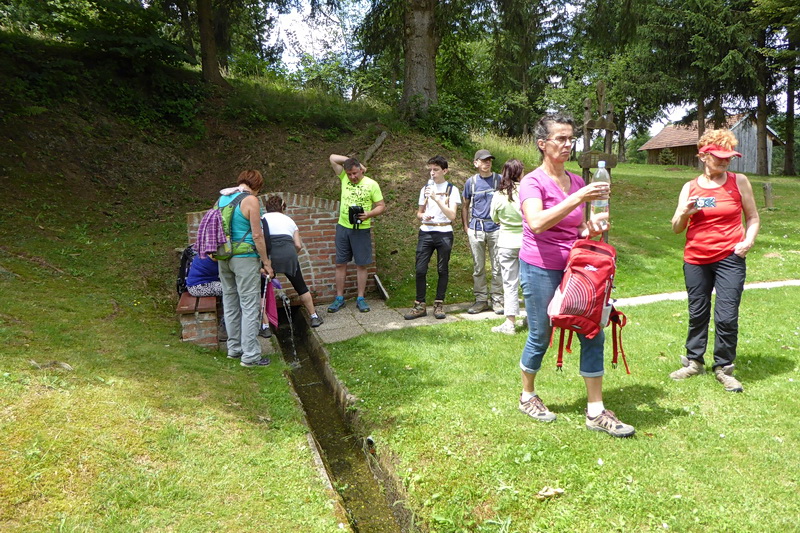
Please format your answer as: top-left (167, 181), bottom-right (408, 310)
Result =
top-left (762, 182), bottom-right (774, 209)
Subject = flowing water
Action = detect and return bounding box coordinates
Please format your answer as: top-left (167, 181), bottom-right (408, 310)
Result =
top-left (275, 307), bottom-right (402, 532)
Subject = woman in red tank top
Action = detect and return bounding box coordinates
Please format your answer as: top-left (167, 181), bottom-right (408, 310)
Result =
top-left (669, 129), bottom-right (760, 392)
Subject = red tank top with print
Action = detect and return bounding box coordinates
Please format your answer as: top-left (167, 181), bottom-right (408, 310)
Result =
top-left (684, 172), bottom-right (744, 265)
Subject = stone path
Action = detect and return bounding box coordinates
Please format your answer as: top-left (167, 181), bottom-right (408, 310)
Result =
top-left (313, 279), bottom-right (800, 344)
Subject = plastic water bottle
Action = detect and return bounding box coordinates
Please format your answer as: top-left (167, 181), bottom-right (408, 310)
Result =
top-left (426, 177), bottom-right (435, 198)
top-left (591, 161), bottom-right (610, 229)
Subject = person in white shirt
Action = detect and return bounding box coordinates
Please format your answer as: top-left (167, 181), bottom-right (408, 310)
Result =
top-left (404, 156), bottom-right (462, 320)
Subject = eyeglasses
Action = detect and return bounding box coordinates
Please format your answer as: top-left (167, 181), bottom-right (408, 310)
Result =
top-left (545, 136), bottom-right (577, 146)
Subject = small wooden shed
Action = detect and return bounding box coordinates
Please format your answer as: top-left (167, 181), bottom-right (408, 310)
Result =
top-left (639, 114), bottom-right (783, 174)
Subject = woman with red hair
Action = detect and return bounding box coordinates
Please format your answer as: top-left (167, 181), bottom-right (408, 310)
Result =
top-left (669, 129), bottom-right (760, 391)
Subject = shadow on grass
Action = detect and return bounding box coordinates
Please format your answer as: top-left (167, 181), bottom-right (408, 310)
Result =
top-left (737, 353), bottom-right (795, 382)
top-left (548, 383), bottom-right (688, 430)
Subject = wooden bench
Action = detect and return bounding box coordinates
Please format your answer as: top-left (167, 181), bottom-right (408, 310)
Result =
top-left (176, 292), bottom-right (220, 349)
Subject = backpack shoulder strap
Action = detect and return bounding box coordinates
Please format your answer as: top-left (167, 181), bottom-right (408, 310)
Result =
top-left (445, 182), bottom-right (453, 206)
top-left (226, 192), bottom-right (252, 237)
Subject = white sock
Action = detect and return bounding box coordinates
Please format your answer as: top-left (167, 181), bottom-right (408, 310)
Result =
top-left (261, 324), bottom-right (269, 330)
top-left (521, 390), bottom-right (536, 402)
top-left (310, 313), bottom-right (319, 319)
top-left (587, 401), bottom-right (605, 418)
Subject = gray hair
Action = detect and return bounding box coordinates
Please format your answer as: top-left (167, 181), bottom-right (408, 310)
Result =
top-left (534, 113), bottom-right (577, 155)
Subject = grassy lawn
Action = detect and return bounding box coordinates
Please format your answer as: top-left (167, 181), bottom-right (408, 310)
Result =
top-left (1, 121), bottom-right (798, 531)
top-left (327, 287), bottom-right (800, 531)
top-left (0, 174), bottom-right (343, 531)
top-left (331, 138), bottom-right (800, 531)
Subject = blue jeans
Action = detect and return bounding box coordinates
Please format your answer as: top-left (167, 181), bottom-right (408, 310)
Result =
top-left (519, 259), bottom-right (604, 377)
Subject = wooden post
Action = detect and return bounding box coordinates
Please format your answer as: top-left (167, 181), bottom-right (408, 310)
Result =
top-left (763, 182), bottom-right (774, 209)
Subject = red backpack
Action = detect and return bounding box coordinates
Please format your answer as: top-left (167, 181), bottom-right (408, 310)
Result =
top-left (546, 238), bottom-right (629, 373)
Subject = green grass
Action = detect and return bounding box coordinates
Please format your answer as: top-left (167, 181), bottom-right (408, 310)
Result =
top-left (327, 287), bottom-right (800, 531)
top-left (0, 169), bottom-right (343, 530)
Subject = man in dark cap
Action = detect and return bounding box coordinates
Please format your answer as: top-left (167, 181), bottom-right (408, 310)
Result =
top-left (461, 149), bottom-right (503, 314)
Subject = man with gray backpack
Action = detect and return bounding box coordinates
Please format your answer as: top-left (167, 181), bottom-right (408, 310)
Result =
top-left (461, 149), bottom-right (503, 314)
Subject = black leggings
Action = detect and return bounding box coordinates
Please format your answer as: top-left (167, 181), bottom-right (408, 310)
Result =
top-left (262, 270), bottom-right (309, 296)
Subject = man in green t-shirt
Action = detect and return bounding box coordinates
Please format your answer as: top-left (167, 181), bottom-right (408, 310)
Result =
top-left (327, 154), bottom-right (386, 313)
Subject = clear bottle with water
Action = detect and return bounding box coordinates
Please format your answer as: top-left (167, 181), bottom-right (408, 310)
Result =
top-left (591, 161), bottom-right (610, 229)
top-left (426, 177), bottom-right (435, 198)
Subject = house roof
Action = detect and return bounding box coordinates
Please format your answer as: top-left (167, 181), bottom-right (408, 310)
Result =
top-left (639, 114), bottom-right (783, 151)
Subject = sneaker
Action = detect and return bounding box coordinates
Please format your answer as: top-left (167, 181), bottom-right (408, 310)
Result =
top-left (356, 297), bottom-right (370, 313)
top-left (433, 301), bottom-right (446, 320)
top-left (714, 364), bottom-right (743, 392)
top-left (240, 356), bottom-right (271, 368)
top-left (585, 409), bottom-right (635, 438)
top-left (492, 321), bottom-right (516, 335)
top-left (327, 296), bottom-right (345, 313)
top-left (519, 395), bottom-right (557, 422)
top-left (493, 303), bottom-right (505, 315)
top-left (227, 353), bottom-right (242, 360)
top-left (404, 302), bottom-right (427, 320)
top-left (258, 326), bottom-right (272, 338)
top-left (310, 315), bottom-right (324, 328)
top-left (670, 356), bottom-right (705, 380)
top-left (467, 301), bottom-right (489, 314)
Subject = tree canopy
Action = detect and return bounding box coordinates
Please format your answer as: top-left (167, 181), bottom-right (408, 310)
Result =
top-left (1, 0), bottom-right (796, 172)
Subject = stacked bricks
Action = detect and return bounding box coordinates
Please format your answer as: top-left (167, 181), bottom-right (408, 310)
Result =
top-left (177, 294), bottom-right (218, 349)
top-left (186, 191), bottom-right (376, 306)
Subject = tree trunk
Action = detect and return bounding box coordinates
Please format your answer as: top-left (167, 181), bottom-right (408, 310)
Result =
top-left (197, 0), bottom-right (227, 87)
top-left (785, 37), bottom-right (797, 176)
top-left (756, 29), bottom-right (769, 176)
top-left (400, 0), bottom-right (438, 118)
top-left (214, 2), bottom-right (231, 72)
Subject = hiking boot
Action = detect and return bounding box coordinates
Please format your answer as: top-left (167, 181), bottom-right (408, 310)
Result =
top-left (327, 296), bottom-right (345, 313)
top-left (468, 301), bottom-right (489, 314)
top-left (715, 364), bottom-right (743, 392)
top-left (240, 356), bottom-right (271, 368)
top-left (258, 326), bottom-right (272, 338)
top-left (493, 302), bottom-right (505, 315)
top-left (670, 356), bottom-right (705, 380)
top-left (492, 321), bottom-right (516, 335)
top-left (433, 301), bottom-right (446, 320)
top-left (356, 297), bottom-right (370, 313)
top-left (404, 302), bottom-right (427, 320)
top-left (310, 314), bottom-right (324, 328)
top-left (585, 409), bottom-right (635, 438)
top-left (519, 395), bottom-right (557, 422)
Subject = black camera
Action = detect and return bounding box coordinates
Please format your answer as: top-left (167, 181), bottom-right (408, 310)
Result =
top-left (348, 205), bottom-right (365, 227)
top-left (695, 197), bottom-right (717, 209)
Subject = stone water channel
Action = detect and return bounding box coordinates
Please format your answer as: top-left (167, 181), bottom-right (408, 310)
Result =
top-left (274, 304), bottom-right (404, 532)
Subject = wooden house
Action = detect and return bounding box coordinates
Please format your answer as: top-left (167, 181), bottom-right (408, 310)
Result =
top-left (639, 114), bottom-right (783, 174)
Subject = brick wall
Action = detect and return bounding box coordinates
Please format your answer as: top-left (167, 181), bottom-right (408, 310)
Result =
top-left (187, 192), bottom-right (376, 305)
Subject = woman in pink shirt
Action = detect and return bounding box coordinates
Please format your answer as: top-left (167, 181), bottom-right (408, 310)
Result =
top-left (516, 113), bottom-right (634, 438)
